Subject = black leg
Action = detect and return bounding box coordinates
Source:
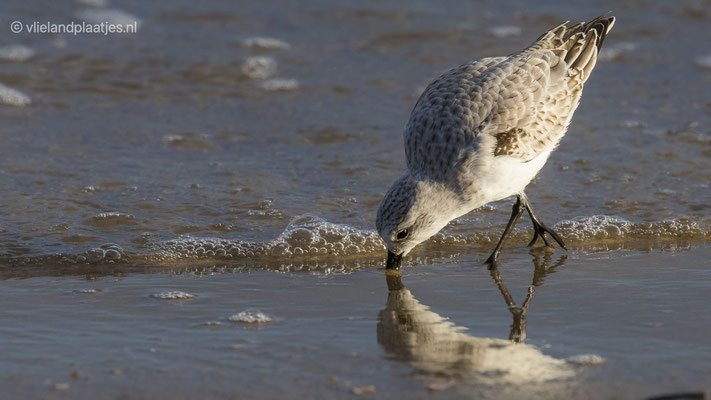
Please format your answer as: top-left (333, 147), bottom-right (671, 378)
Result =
top-left (486, 196), bottom-right (525, 267)
top-left (519, 193), bottom-right (568, 250)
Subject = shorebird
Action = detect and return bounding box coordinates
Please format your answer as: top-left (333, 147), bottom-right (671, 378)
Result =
top-left (376, 16), bottom-right (615, 269)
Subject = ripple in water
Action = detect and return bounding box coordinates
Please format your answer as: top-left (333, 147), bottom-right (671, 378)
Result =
top-left (239, 37), bottom-right (291, 50)
top-left (259, 78), bottom-right (299, 91)
top-left (3, 215), bottom-right (707, 272)
top-left (75, 0), bottom-right (110, 7)
top-left (72, 289), bottom-right (101, 294)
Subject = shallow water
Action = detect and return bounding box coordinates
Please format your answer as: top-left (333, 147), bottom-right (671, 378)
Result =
top-left (1, 248), bottom-right (710, 399)
top-left (1, 0), bottom-right (710, 398)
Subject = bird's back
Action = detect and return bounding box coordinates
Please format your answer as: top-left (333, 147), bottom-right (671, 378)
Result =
top-left (405, 16), bottom-right (615, 180)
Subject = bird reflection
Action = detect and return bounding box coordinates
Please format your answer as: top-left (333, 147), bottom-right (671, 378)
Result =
top-left (377, 254), bottom-right (571, 383)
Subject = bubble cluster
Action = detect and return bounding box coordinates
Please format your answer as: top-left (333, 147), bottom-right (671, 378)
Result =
top-left (150, 291), bottom-right (194, 300)
top-left (554, 215), bottom-right (633, 241)
top-left (228, 310), bottom-right (272, 323)
top-left (0, 83), bottom-right (31, 106)
top-left (154, 214), bottom-right (386, 261)
top-left (566, 354), bottom-right (607, 366)
top-left (0, 45), bottom-right (35, 62)
top-left (74, 243), bottom-right (125, 264)
top-left (85, 212), bottom-right (136, 227)
top-left (241, 56), bottom-right (277, 79)
top-left (553, 215), bottom-right (707, 242)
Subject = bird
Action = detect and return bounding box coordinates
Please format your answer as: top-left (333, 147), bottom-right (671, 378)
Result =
top-left (376, 16), bottom-right (615, 269)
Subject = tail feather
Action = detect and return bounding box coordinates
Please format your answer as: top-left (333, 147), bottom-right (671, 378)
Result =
top-left (571, 30), bottom-right (599, 71)
top-left (560, 16), bottom-right (614, 82)
top-left (526, 15), bottom-right (615, 59)
top-left (583, 15), bottom-right (615, 50)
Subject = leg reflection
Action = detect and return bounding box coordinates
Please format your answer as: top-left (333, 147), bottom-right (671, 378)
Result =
top-left (489, 254), bottom-right (568, 343)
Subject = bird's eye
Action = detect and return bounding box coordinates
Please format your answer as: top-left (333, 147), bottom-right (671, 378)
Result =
top-left (396, 229), bottom-right (409, 240)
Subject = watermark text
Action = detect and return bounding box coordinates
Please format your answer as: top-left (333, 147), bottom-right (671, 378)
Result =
top-left (11, 20), bottom-right (138, 35)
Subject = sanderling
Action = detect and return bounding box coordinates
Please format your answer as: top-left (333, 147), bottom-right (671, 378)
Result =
top-left (377, 16), bottom-right (615, 269)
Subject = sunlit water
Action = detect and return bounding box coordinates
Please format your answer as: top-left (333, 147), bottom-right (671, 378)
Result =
top-left (0, 0), bottom-right (710, 398)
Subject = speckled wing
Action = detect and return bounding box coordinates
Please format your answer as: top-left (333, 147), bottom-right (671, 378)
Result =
top-left (404, 16), bottom-right (614, 177)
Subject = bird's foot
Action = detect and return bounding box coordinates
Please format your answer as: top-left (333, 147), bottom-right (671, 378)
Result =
top-left (485, 253), bottom-right (500, 270)
top-left (527, 222), bottom-right (567, 250)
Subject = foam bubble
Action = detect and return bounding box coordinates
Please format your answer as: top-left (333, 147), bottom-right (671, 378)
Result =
top-left (241, 56), bottom-right (277, 79)
top-left (598, 42), bottom-right (637, 62)
top-left (78, 243), bottom-right (125, 264)
top-left (240, 37), bottom-right (291, 50)
top-left (486, 26), bottom-right (521, 38)
top-left (53, 383), bottom-right (70, 391)
top-left (76, 9), bottom-right (141, 28)
top-left (0, 83), bottom-right (31, 106)
top-left (73, 289), bottom-right (101, 294)
top-left (228, 310), bottom-right (272, 323)
top-left (0, 45), bottom-right (36, 62)
top-left (623, 120), bottom-right (645, 129)
top-left (85, 212), bottom-right (135, 227)
top-left (566, 354), bottom-right (607, 366)
top-left (162, 133), bottom-right (215, 150)
top-left (151, 291), bottom-right (194, 300)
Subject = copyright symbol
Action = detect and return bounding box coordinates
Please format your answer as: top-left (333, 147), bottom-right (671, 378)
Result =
top-left (10, 21), bottom-right (22, 33)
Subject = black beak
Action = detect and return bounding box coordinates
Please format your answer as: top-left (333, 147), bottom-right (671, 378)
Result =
top-left (386, 250), bottom-right (403, 270)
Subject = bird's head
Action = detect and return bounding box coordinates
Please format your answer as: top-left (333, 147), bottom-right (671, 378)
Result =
top-left (376, 175), bottom-right (456, 269)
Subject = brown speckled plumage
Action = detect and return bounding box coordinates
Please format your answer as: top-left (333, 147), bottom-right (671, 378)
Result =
top-left (406, 16), bottom-right (614, 169)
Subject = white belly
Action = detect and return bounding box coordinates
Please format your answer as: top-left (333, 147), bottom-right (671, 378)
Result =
top-left (460, 142), bottom-right (554, 213)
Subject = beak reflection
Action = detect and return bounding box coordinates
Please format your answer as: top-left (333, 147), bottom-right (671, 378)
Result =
top-left (386, 250), bottom-right (403, 270)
